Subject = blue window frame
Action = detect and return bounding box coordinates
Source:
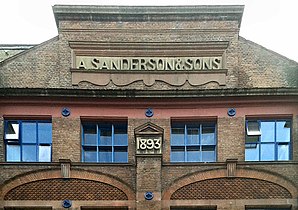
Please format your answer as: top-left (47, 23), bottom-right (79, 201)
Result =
top-left (245, 119), bottom-right (291, 161)
top-left (171, 122), bottom-right (216, 162)
top-left (82, 122), bottom-right (128, 163)
top-left (4, 120), bottom-right (52, 162)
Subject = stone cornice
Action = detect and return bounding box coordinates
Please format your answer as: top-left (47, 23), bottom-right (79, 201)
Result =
top-left (0, 88), bottom-right (297, 99)
top-left (53, 5), bottom-right (244, 27)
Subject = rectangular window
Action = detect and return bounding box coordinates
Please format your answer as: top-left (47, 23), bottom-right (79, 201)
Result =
top-left (171, 122), bottom-right (216, 162)
top-left (245, 119), bottom-right (291, 161)
top-left (4, 120), bottom-right (52, 162)
top-left (82, 122), bottom-right (128, 163)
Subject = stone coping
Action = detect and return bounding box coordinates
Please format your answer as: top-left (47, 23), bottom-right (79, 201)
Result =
top-left (53, 5), bottom-right (244, 26)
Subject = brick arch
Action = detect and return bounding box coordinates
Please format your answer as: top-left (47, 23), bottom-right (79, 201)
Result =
top-left (4, 178), bottom-right (128, 200)
top-left (162, 168), bottom-right (297, 200)
top-left (1, 169), bottom-right (135, 200)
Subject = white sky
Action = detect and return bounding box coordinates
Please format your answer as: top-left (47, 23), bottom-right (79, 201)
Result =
top-left (0, 0), bottom-right (297, 62)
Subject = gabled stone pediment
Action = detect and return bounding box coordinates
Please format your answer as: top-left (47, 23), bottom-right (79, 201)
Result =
top-left (134, 122), bottom-right (163, 136)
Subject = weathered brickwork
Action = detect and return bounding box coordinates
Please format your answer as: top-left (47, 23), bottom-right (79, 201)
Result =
top-left (217, 117), bottom-right (245, 161)
top-left (52, 117), bottom-right (81, 162)
top-left (171, 178), bottom-right (292, 200)
top-left (5, 178), bottom-right (128, 200)
top-left (238, 37), bottom-right (298, 88)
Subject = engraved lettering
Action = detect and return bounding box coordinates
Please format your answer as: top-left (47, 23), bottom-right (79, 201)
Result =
top-left (75, 56), bottom-right (223, 71)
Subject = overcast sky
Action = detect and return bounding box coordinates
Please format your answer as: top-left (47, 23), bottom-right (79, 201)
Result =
top-left (1, 0), bottom-right (297, 62)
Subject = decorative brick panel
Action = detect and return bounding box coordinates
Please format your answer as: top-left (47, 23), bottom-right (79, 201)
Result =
top-left (171, 178), bottom-right (292, 200)
top-left (4, 178), bottom-right (128, 200)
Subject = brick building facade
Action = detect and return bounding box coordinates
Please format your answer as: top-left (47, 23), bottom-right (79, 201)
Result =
top-left (0, 5), bottom-right (297, 210)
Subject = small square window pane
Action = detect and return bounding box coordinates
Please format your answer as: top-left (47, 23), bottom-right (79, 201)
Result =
top-left (260, 121), bottom-right (275, 142)
top-left (246, 135), bottom-right (259, 143)
top-left (278, 144), bottom-right (289, 160)
top-left (83, 146), bottom-right (97, 162)
top-left (99, 146), bottom-right (112, 162)
top-left (260, 144), bottom-right (275, 161)
top-left (6, 144), bottom-right (21, 161)
top-left (39, 145), bottom-right (51, 162)
top-left (202, 146), bottom-right (216, 162)
top-left (114, 125), bottom-right (128, 146)
top-left (247, 121), bottom-right (261, 136)
top-left (99, 127), bottom-right (112, 146)
top-left (114, 146), bottom-right (128, 162)
top-left (22, 122), bottom-right (37, 143)
top-left (38, 123), bottom-right (52, 144)
top-left (83, 124), bottom-right (97, 145)
top-left (23, 145), bottom-right (37, 161)
top-left (245, 144), bottom-right (259, 161)
top-left (186, 146), bottom-right (200, 162)
top-left (276, 121), bottom-right (291, 142)
top-left (5, 122), bottom-right (19, 140)
top-left (171, 146), bottom-right (185, 162)
top-left (171, 128), bottom-right (185, 146)
top-left (202, 125), bottom-right (215, 145)
top-left (187, 128), bottom-right (199, 145)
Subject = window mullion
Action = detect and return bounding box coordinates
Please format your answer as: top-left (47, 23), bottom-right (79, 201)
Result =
top-left (199, 124), bottom-right (202, 162)
top-left (97, 124), bottom-right (99, 163)
top-left (112, 124), bottom-right (114, 163)
top-left (36, 122), bottom-right (39, 162)
top-left (184, 124), bottom-right (187, 162)
top-left (20, 121), bottom-right (23, 162)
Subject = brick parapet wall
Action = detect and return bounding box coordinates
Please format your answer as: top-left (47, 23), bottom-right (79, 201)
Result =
top-left (238, 37), bottom-right (298, 88)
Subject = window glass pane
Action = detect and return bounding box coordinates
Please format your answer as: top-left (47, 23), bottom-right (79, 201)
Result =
top-left (260, 121), bottom-right (275, 142)
top-left (83, 146), bottom-right (97, 162)
top-left (278, 144), bottom-right (289, 160)
top-left (171, 146), bottom-right (185, 162)
top-left (39, 145), bottom-right (51, 162)
top-left (114, 146), bottom-right (128, 162)
top-left (187, 127), bottom-right (199, 145)
top-left (202, 125), bottom-right (215, 145)
top-left (83, 124), bottom-right (97, 145)
top-left (5, 121), bottom-right (19, 140)
top-left (114, 125), bottom-right (128, 146)
top-left (276, 121), bottom-right (291, 142)
top-left (38, 122), bottom-right (52, 144)
top-left (6, 144), bottom-right (21, 161)
top-left (23, 145), bottom-right (37, 161)
top-left (186, 146), bottom-right (200, 162)
top-left (99, 126), bottom-right (112, 145)
top-left (171, 127), bottom-right (185, 146)
top-left (99, 146), bottom-right (112, 162)
top-left (22, 122), bottom-right (37, 143)
top-left (260, 144), bottom-right (275, 161)
top-left (245, 144), bottom-right (259, 161)
top-left (246, 135), bottom-right (259, 143)
top-left (202, 145), bottom-right (216, 162)
top-left (246, 121), bottom-right (261, 136)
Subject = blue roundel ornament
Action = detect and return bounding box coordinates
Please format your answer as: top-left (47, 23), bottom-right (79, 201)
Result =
top-left (61, 107), bottom-right (71, 117)
top-left (144, 192), bottom-right (154, 200)
top-left (62, 199), bottom-right (72, 208)
top-left (227, 108), bottom-right (236, 117)
top-left (145, 108), bottom-right (154, 117)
